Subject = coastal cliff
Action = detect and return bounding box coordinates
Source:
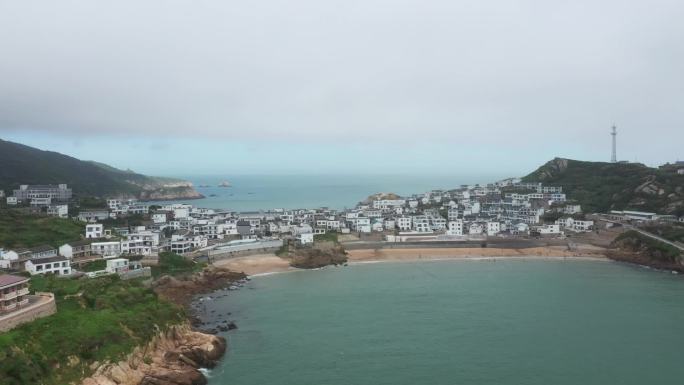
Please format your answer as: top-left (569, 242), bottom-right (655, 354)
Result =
top-left (82, 323), bottom-right (225, 385)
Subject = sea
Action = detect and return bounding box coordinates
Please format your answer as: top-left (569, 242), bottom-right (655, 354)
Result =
top-left (200, 260), bottom-right (684, 385)
top-left (154, 174), bottom-right (504, 212)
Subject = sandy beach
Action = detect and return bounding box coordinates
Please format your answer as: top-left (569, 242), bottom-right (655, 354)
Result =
top-left (212, 245), bottom-right (608, 276)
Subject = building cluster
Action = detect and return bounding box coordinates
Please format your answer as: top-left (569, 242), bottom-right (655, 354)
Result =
top-left (5, 184), bottom-right (72, 217)
top-left (1, 180), bottom-right (599, 277)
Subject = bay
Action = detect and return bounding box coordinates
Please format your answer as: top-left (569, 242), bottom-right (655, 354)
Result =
top-left (203, 260), bottom-right (684, 385)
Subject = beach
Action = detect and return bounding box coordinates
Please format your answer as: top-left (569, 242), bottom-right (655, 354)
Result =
top-left (212, 245), bottom-right (608, 275)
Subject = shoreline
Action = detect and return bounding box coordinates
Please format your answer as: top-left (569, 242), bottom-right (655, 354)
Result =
top-left (212, 245), bottom-right (608, 277)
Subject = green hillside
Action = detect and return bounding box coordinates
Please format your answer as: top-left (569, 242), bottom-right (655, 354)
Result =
top-left (0, 139), bottom-right (201, 200)
top-left (522, 158), bottom-right (684, 215)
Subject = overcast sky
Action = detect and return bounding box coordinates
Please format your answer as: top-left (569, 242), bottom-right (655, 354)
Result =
top-left (1, 0), bottom-right (682, 176)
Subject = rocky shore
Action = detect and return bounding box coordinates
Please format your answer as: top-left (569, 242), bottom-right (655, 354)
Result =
top-left (82, 323), bottom-right (225, 385)
top-left (80, 267), bottom-right (247, 385)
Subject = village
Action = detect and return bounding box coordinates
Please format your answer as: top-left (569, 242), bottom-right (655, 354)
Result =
top-left (1, 180), bottom-right (682, 331)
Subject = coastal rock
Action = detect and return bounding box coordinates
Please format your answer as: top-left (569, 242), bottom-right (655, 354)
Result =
top-left (82, 323), bottom-right (226, 385)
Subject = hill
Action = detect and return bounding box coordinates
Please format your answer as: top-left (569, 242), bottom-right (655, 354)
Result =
top-left (522, 158), bottom-right (684, 215)
top-left (0, 139), bottom-right (202, 200)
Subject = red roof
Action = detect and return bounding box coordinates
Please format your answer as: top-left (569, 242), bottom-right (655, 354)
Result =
top-left (0, 274), bottom-right (29, 289)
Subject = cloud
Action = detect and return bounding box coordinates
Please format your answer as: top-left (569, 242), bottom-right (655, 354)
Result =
top-left (0, 0), bottom-right (683, 158)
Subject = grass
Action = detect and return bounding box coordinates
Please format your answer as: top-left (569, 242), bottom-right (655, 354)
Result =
top-left (314, 231), bottom-right (339, 243)
top-left (151, 252), bottom-right (205, 278)
top-left (80, 259), bottom-right (107, 272)
top-left (0, 209), bottom-right (83, 248)
top-left (0, 275), bottom-right (184, 385)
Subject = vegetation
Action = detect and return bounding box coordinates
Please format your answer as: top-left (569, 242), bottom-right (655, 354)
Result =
top-left (0, 209), bottom-right (83, 248)
top-left (314, 231), bottom-right (339, 243)
top-left (611, 230), bottom-right (682, 263)
top-left (0, 275), bottom-right (184, 385)
top-left (151, 252), bottom-right (205, 277)
top-left (522, 158), bottom-right (684, 215)
top-left (0, 138), bottom-right (196, 199)
top-left (80, 259), bottom-right (107, 272)
top-left (641, 222), bottom-right (684, 243)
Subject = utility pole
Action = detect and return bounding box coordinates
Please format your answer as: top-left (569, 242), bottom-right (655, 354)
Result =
top-left (611, 125), bottom-right (617, 163)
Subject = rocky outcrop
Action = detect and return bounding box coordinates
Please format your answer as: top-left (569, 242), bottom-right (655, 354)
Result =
top-left (152, 266), bottom-right (246, 307)
top-left (289, 242), bottom-right (348, 269)
top-left (82, 323), bottom-right (225, 385)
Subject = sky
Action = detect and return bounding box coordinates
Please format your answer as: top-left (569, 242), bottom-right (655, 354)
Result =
top-left (1, 0), bottom-right (683, 177)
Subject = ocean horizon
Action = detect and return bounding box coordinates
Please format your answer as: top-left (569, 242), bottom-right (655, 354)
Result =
top-left (156, 173), bottom-right (508, 212)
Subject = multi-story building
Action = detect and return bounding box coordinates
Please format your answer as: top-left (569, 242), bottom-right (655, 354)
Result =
top-left (396, 216), bottom-right (412, 231)
top-left (25, 256), bottom-right (72, 276)
top-left (59, 240), bottom-right (93, 259)
top-left (91, 241), bottom-right (122, 258)
top-left (13, 184), bottom-right (72, 202)
top-left (86, 224), bottom-right (104, 238)
top-left (79, 210), bottom-right (110, 223)
top-left (47, 204), bottom-right (69, 218)
top-left (0, 274), bottom-right (30, 313)
top-left (447, 220), bottom-right (463, 236)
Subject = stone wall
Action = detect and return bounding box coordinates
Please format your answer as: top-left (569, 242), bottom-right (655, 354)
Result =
top-left (0, 292), bottom-right (56, 332)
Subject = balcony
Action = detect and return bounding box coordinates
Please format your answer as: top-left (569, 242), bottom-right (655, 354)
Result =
top-left (1, 291), bottom-right (18, 300)
top-left (17, 288), bottom-right (29, 296)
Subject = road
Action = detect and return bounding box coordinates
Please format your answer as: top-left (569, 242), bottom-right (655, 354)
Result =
top-left (598, 218), bottom-right (684, 251)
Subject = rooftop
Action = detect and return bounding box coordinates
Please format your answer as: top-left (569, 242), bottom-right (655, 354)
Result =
top-left (0, 274), bottom-right (29, 289)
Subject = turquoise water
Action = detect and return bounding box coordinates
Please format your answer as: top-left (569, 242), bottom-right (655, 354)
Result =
top-left (205, 260), bottom-right (684, 385)
top-left (157, 174), bottom-right (504, 211)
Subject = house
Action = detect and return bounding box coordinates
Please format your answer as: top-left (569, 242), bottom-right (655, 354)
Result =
top-left (236, 220), bottom-right (252, 237)
top-left (79, 210), bottom-right (110, 222)
top-left (396, 216), bottom-right (412, 231)
top-left (535, 224), bottom-right (561, 235)
top-left (47, 204), bottom-right (69, 218)
top-left (91, 241), bottom-right (122, 258)
top-left (29, 245), bottom-right (58, 260)
top-left (59, 239), bottom-right (92, 259)
top-left (447, 220), bottom-right (463, 236)
top-left (297, 232), bottom-right (314, 245)
top-left (86, 224), bottom-right (104, 238)
top-left (106, 258), bottom-right (130, 274)
top-left (152, 213), bottom-right (168, 224)
top-left (0, 274), bottom-right (30, 313)
top-left (6, 197), bottom-right (18, 206)
top-left (25, 256), bottom-right (72, 276)
top-left (486, 222), bottom-right (500, 236)
top-left (556, 217), bottom-right (594, 232)
top-left (469, 223), bottom-right (484, 235)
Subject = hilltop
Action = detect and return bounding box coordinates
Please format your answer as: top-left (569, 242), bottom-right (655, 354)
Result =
top-left (0, 139), bottom-right (202, 200)
top-left (522, 158), bottom-right (684, 215)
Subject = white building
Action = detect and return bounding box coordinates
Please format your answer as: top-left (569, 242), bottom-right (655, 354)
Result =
top-left (86, 224), bottom-right (104, 239)
top-left (297, 232), bottom-right (314, 245)
top-left (47, 204), bottom-right (69, 218)
top-left (25, 256), bottom-right (72, 276)
top-left (6, 197), bottom-right (18, 206)
top-left (396, 217), bottom-right (412, 231)
top-left (486, 222), bottom-right (501, 236)
top-left (106, 258), bottom-right (130, 274)
top-left (536, 224), bottom-right (561, 235)
top-left (91, 241), bottom-right (121, 258)
top-left (447, 220), bottom-right (463, 236)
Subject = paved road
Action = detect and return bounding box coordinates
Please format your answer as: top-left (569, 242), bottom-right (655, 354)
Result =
top-left (600, 218), bottom-right (684, 251)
